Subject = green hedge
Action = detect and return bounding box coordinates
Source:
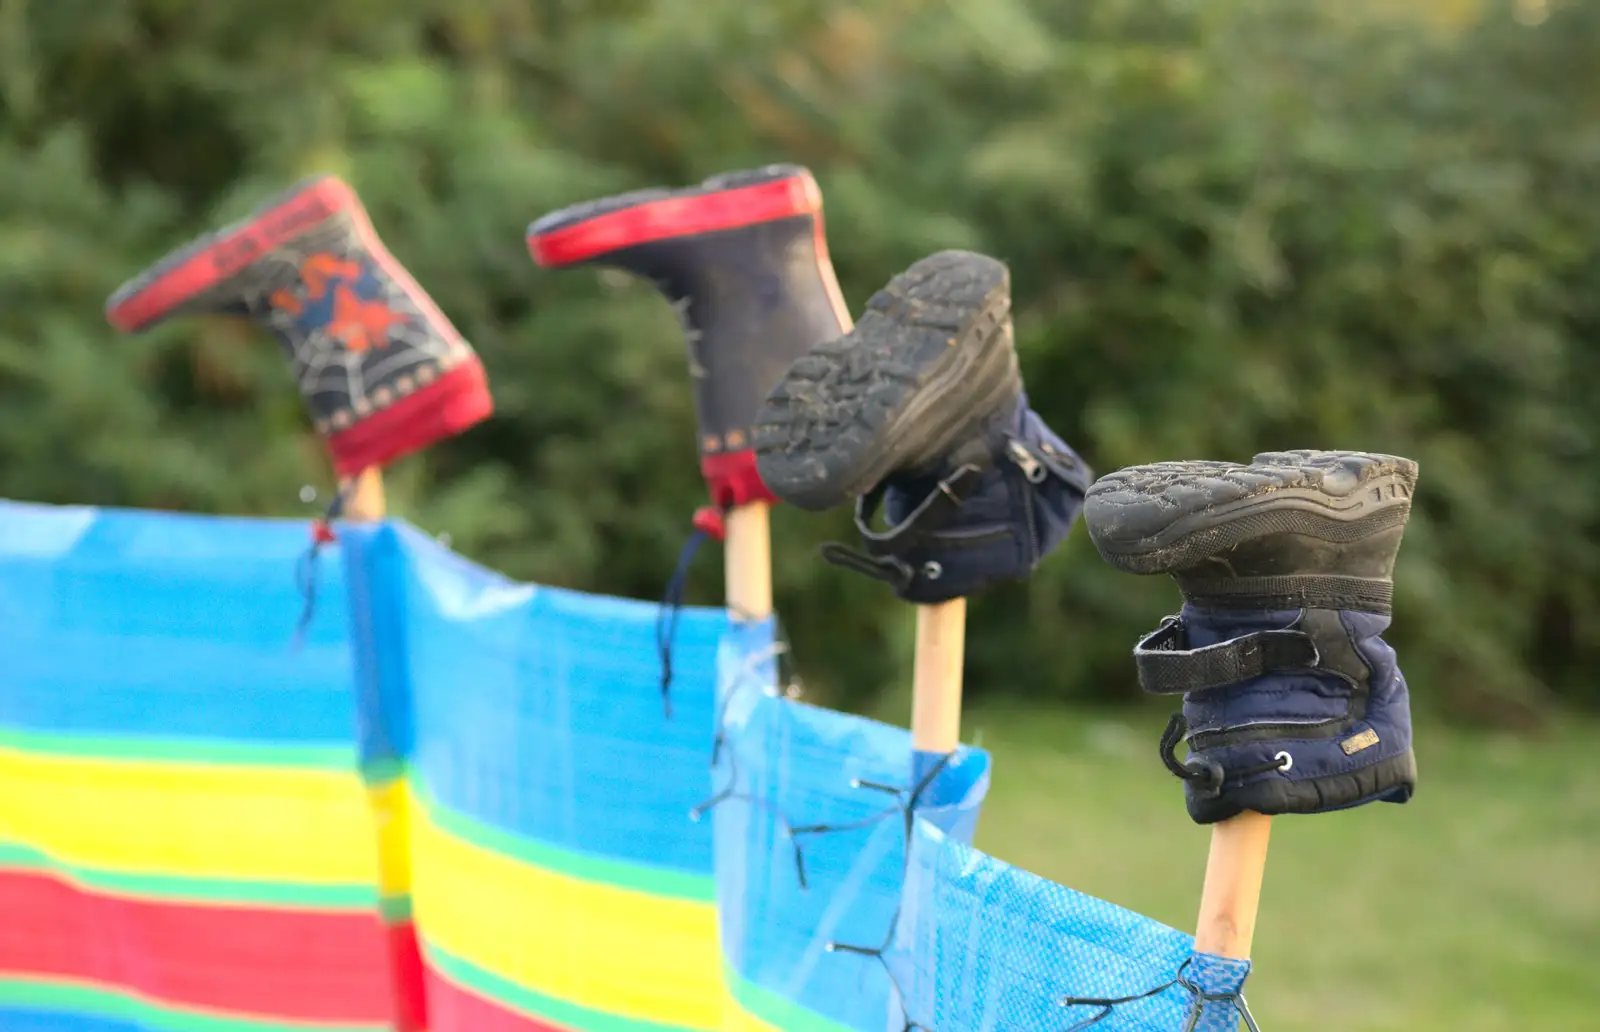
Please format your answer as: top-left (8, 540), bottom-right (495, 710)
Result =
top-left (2, 0), bottom-right (1595, 721)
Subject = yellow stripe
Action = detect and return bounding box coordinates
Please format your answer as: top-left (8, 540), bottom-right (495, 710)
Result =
top-left (366, 780), bottom-right (412, 898)
top-left (410, 793), bottom-right (724, 1030)
top-left (0, 745), bottom-right (381, 886)
top-left (723, 998), bottom-right (785, 1032)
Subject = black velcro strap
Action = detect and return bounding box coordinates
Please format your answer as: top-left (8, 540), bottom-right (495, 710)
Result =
top-left (1133, 616), bottom-right (1321, 695)
top-left (818, 542), bottom-right (914, 589)
top-left (851, 464), bottom-right (986, 559)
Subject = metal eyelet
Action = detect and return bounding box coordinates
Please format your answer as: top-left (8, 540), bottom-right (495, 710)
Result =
top-left (1274, 750), bottom-right (1294, 772)
top-left (922, 561), bottom-right (943, 580)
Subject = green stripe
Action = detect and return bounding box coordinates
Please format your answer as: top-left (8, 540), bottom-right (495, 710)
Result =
top-left (0, 727), bottom-right (357, 770)
top-left (0, 841), bottom-right (381, 911)
top-left (428, 944), bottom-right (700, 1032)
top-left (0, 977), bottom-right (386, 1032)
top-left (376, 893), bottom-right (414, 923)
top-left (722, 964), bottom-right (854, 1032)
top-left (414, 782), bottom-right (716, 903)
top-left (0, 728), bottom-right (713, 905)
top-left (359, 758), bottom-right (406, 786)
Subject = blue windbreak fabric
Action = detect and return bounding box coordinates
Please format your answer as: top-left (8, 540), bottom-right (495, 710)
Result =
top-left (341, 519), bottom-right (727, 879)
top-left (0, 499), bottom-right (1254, 1032)
top-left (711, 619), bottom-right (992, 1032)
top-left (889, 820), bottom-right (1197, 1032)
top-left (0, 498), bottom-right (355, 754)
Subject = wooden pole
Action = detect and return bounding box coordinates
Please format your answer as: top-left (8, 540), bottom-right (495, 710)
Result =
top-left (722, 500), bottom-right (772, 621)
top-left (333, 463), bottom-right (426, 1029)
top-left (910, 598), bottom-right (966, 756)
top-left (341, 466), bottom-right (386, 522)
top-left (1193, 810), bottom-right (1272, 959)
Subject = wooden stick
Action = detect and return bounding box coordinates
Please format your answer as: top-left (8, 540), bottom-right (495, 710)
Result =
top-left (811, 302), bottom-right (969, 757)
top-left (341, 467), bottom-right (386, 522)
top-left (910, 597), bottom-right (967, 755)
top-left (1193, 810), bottom-right (1273, 958)
top-left (723, 500), bottom-right (773, 621)
top-left (332, 464), bottom-right (426, 1029)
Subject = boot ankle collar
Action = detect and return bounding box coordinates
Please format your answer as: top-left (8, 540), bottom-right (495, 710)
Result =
top-left (817, 462), bottom-right (989, 592)
top-left (816, 425), bottom-right (1084, 594)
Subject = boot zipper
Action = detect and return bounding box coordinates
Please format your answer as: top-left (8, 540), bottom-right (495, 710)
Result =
top-left (1006, 439), bottom-right (1046, 482)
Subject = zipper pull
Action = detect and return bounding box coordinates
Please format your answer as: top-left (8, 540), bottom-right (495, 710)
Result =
top-left (1006, 438), bottom-right (1046, 482)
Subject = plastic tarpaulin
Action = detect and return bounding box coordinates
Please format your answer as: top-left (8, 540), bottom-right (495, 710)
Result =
top-left (0, 500), bottom-right (414, 1032)
top-left (338, 521), bottom-right (730, 1032)
top-left (704, 629), bottom-right (1242, 1032)
top-left (0, 500), bottom-right (1248, 1032)
top-left (709, 622), bottom-right (990, 1032)
top-left (890, 821), bottom-right (1194, 1032)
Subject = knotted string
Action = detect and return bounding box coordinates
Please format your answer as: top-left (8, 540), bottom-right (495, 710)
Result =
top-left (656, 505), bottom-right (726, 717)
top-left (291, 481), bottom-right (354, 650)
top-left (1061, 955), bottom-right (1262, 1032)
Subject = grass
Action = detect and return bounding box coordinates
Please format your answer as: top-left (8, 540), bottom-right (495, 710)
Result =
top-left (933, 700), bottom-right (1600, 1032)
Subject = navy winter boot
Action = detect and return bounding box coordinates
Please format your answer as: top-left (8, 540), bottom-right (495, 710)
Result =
top-left (1084, 450), bottom-right (1419, 824)
top-left (528, 164), bottom-right (851, 712)
top-left (528, 163), bottom-right (848, 511)
top-left (753, 250), bottom-right (1092, 603)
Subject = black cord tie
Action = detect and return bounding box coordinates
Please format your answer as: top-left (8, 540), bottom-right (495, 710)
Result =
top-left (656, 505), bottom-right (726, 719)
top-left (1159, 713), bottom-right (1291, 800)
top-left (292, 481), bottom-right (354, 650)
top-left (694, 620), bottom-right (975, 1032)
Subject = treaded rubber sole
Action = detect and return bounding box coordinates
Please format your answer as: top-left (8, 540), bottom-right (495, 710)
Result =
top-left (751, 249), bottom-right (1022, 512)
top-left (1083, 449), bottom-right (1419, 576)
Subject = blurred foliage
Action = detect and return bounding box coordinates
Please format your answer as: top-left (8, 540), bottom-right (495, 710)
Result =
top-left (0, 0), bottom-right (1595, 723)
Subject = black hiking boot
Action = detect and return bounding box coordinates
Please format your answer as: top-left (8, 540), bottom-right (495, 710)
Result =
top-left (1084, 450), bottom-right (1420, 823)
top-left (753, 250), bottom-right (1023, 512)
top-left (755, 251), bottom-right (1092, 603)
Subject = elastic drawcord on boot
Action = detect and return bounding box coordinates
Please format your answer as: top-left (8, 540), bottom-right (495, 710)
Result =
top-left (292, 482), bottom-right (354, 650)
top-left (1159, 712), bottom-right (1292, 798)
top-left (657, 505), bottom-right (726, 718)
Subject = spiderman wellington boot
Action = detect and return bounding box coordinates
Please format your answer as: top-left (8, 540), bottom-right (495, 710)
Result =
top-left (106, 175), bottom-right (493, 476)
top-left (528, 163), bottom-right (850, 509)
top-left (756, 250), bottom-right (1092, 603)
top-left (1084, 450), bottom-right (1420, 824)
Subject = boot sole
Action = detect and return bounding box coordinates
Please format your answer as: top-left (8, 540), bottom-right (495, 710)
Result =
top-left (751, 250), bottom-right (1022, 512)
top-left (1084, 449), bottom-right (1419, 576)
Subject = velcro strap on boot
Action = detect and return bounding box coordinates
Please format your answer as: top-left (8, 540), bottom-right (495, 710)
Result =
top-left (820, 434), bottom-right (1085, 601)
top-left (818, 464), bottom-right (987, 590)
top-left (1134, 616), bottom-right (1321, 695)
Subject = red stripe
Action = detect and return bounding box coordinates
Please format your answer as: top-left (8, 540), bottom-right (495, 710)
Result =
top-left (0, 869), bottom-right (401, 1024)
top-left (422, 963), bottom-right (566, 1032)
top-left (386, 920), bottom-right (429, 1032)
top-left (527, 174), bottom-right (823, 268)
